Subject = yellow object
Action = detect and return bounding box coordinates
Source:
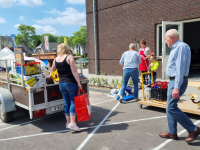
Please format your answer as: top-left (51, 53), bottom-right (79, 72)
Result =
top-left (64, 37), bottom-right (67, 44)
top-left (26, 88), bottom-right (29, 92)
top-left (17, 74), bottom-right (46, 87)
top-left (118, 84), bottom-right (122, 89)
top-left (141, 71), bottom-right (153, 101)
top-left (150, 61), bottom-right (159, 71)
top-left (51, 70), bottom-right (59, 82)
top-left (24, 63), bottom-right (41, 76)
top-left (188, 93), bottom-right (198, 100)
top-left (1, 82), bottom-right (3, 85)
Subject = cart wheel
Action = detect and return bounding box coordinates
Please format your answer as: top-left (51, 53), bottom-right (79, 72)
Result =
top-left (138, 104), bottom-right (143, 109)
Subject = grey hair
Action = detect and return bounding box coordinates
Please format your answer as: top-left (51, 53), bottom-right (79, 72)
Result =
top-left (129, 43), bottom-right (136, 49)
top-left (166, 29), bottom-right (179, 37)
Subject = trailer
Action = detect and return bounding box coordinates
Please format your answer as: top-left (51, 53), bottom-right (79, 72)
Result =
top-left (0, 57), bottom-right (89, 123)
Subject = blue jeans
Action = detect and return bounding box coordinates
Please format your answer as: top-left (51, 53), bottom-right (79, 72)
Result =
top-left (167, 79), bottom-right (196, 134)
top-left (148, 75), bottom-right (157, 84)
top-left (120, 68), bottom-right (139, 98)
top-left (59, 82), bottom-right (78, 116)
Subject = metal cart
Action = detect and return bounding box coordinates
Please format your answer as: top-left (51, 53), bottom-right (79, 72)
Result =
top-left (138, 72), bottom-right (200, 115)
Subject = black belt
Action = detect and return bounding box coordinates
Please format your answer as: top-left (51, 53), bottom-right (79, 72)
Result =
top-left (169, 76), bottom-right (188, 80)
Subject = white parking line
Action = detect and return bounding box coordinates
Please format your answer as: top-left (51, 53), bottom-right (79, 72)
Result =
top-left (153, 120), bottom-right (200, 150)
top-left (76, 102), bottom-right (120, 150)
top-left (0, 115), bottom-right (167, 142)
top-left (0, 99), bottom-right (115, 132)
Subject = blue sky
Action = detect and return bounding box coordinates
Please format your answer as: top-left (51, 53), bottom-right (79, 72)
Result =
top-left (0, 0), bottom-right (86, 37)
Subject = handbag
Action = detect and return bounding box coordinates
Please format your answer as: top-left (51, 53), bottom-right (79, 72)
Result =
top-left (74, 88), bottom-right (92, 122)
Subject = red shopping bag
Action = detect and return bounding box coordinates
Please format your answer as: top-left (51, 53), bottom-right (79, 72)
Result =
top-left (74, 88), bottom-right (92, 122)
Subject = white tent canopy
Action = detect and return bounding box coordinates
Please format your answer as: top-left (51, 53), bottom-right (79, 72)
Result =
top-left (0, 47), bottom-right (46, 67)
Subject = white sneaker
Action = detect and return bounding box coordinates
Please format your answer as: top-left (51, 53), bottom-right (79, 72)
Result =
top-left (68, 124), bottom-right (81, 132)
top-left (66, 123), bottom-right (69, 129)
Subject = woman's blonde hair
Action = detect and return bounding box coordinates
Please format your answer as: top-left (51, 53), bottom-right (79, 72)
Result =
top-left (57, 43), bottom-right (71, 56)
top-left (150, 53), bottom-right (157, 61)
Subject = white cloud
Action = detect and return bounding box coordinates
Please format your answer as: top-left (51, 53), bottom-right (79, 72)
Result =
top-left (0, 0), bottom-right (43, 8)
top-left (66, 0), bottom-right (85, 4)
top-left (37, 7), bottom-right (86, 25)
top-left (18, 0), bottom-right (43, 7)
top-left (0, 0), bottom-right (16, 8)
top-left (32, 24), bottom-right (58, 35)
top-left (19, 16), bottom-right (25, 21)
top-left (0, 17), bottom-right (7, 23)
top-left (14, 24), bottom-right (20, 28)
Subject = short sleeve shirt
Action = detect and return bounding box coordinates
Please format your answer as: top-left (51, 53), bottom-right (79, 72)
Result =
top-left (140, 47), bottom-right (150, 56)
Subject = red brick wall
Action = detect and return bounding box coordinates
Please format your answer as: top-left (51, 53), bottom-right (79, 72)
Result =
top-left (86, 0), bottom-right (200, 77)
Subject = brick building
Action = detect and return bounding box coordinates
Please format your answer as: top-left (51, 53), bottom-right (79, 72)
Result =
top-left (86, 0), bottom-right (200, 78)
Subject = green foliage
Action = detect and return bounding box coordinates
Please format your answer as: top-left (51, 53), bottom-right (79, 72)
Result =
top-left (97, 77), bottom-right (101, 87)
top-left (72, 26), bottom-right (87, 46)
top-left (16, 24), bottom-right (36, 53)
top-left (101, 78), bottom-right (109, 87)
top-left (120, 79), bottom-right (123, 84)
top-left (83, 64), bottom-right (88, 69)
top-left (103, 72), bottom-right (107, 76)
top-left (57, 36), bottom-right (68, 43)
top-left (129, 79), bottom-right (133, 86)
top-left (89, 77), bottom-right (97, 85)
top-left (67, 36), bottom-right (75, 47)
top-left (76, 52), bottom-right (81, 56)
top-left (72, 26), bottom-right (87, 54)
top-left (40, 33), bottom-right (58, 43)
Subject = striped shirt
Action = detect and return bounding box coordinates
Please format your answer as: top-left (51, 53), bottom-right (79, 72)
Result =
top-left (166, 40), bottom-right (191, 89)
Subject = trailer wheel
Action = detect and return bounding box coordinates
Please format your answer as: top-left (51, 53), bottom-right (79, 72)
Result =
top-left (0, 102), bottom-right (14, 123)
top-left (138, 104), bottom-right (143, 109)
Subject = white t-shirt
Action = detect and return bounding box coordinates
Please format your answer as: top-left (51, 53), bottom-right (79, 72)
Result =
top-left (139, 47), bottom-right (150, 56)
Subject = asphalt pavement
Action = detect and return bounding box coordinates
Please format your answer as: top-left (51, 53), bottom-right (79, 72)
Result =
top-left (0, 86), bottom-right (199, 150)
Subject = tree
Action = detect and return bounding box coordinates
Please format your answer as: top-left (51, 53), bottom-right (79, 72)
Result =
top-left (57, 36), bottom-right (67, 43)
top-left (72, 26), bottom-right (87, 55)
top-left (16, 24), bottom-right (36, 54)
top-left (67, 36), bottom-right (75, 47)
top-left (40, 33), bottom-right (57, 43)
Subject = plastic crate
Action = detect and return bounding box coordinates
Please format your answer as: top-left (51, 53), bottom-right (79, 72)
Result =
top-left (151, 88), bottom-right (167, 101)
top-left (15, 62), bottom-right (41, 76)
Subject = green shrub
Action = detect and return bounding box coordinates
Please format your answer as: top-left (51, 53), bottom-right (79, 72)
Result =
top-left (103, 72), bottom-right (107, 76)
top-left (129, 79), bottom-right (133, 86)
top-left (83, 63), bottom-right (88, 68)
top-left (97, 77), bottom-right (101, 87)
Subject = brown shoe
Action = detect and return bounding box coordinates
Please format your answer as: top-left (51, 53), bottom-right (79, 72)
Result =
top-left (159, 132), bottom-right (178, 140)
top-left (185, 126), bottom-right (200, 143)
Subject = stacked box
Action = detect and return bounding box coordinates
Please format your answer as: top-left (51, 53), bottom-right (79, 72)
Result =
top-left (17, 74), bottom-right (46, 87)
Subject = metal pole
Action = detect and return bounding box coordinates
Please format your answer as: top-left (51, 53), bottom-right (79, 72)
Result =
top-left (93, 0), bottom-right (98, 75)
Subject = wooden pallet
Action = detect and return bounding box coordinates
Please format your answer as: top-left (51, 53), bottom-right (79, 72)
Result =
top-left (138, 99), bottom-right (200, 115)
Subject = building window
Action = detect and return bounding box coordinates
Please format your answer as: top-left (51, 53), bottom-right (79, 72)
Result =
top-left (157, 25), bottom-right (179, 57)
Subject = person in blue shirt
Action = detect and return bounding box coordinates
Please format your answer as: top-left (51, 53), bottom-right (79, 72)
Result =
top-left (119, 43), bottom-right (141, 103)
top-left (159, 29), bottom-right (200, 143)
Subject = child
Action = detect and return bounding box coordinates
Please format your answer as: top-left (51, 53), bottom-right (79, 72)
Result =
top-left (148, 53), bottom-right (159, 85)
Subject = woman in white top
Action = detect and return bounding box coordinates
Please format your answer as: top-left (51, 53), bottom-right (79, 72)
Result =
top-left (139, 39), bottom-right (152, 84)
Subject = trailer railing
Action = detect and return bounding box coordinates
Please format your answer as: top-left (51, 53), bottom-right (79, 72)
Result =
top-left (0, 58), bottom-right (25, 87)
